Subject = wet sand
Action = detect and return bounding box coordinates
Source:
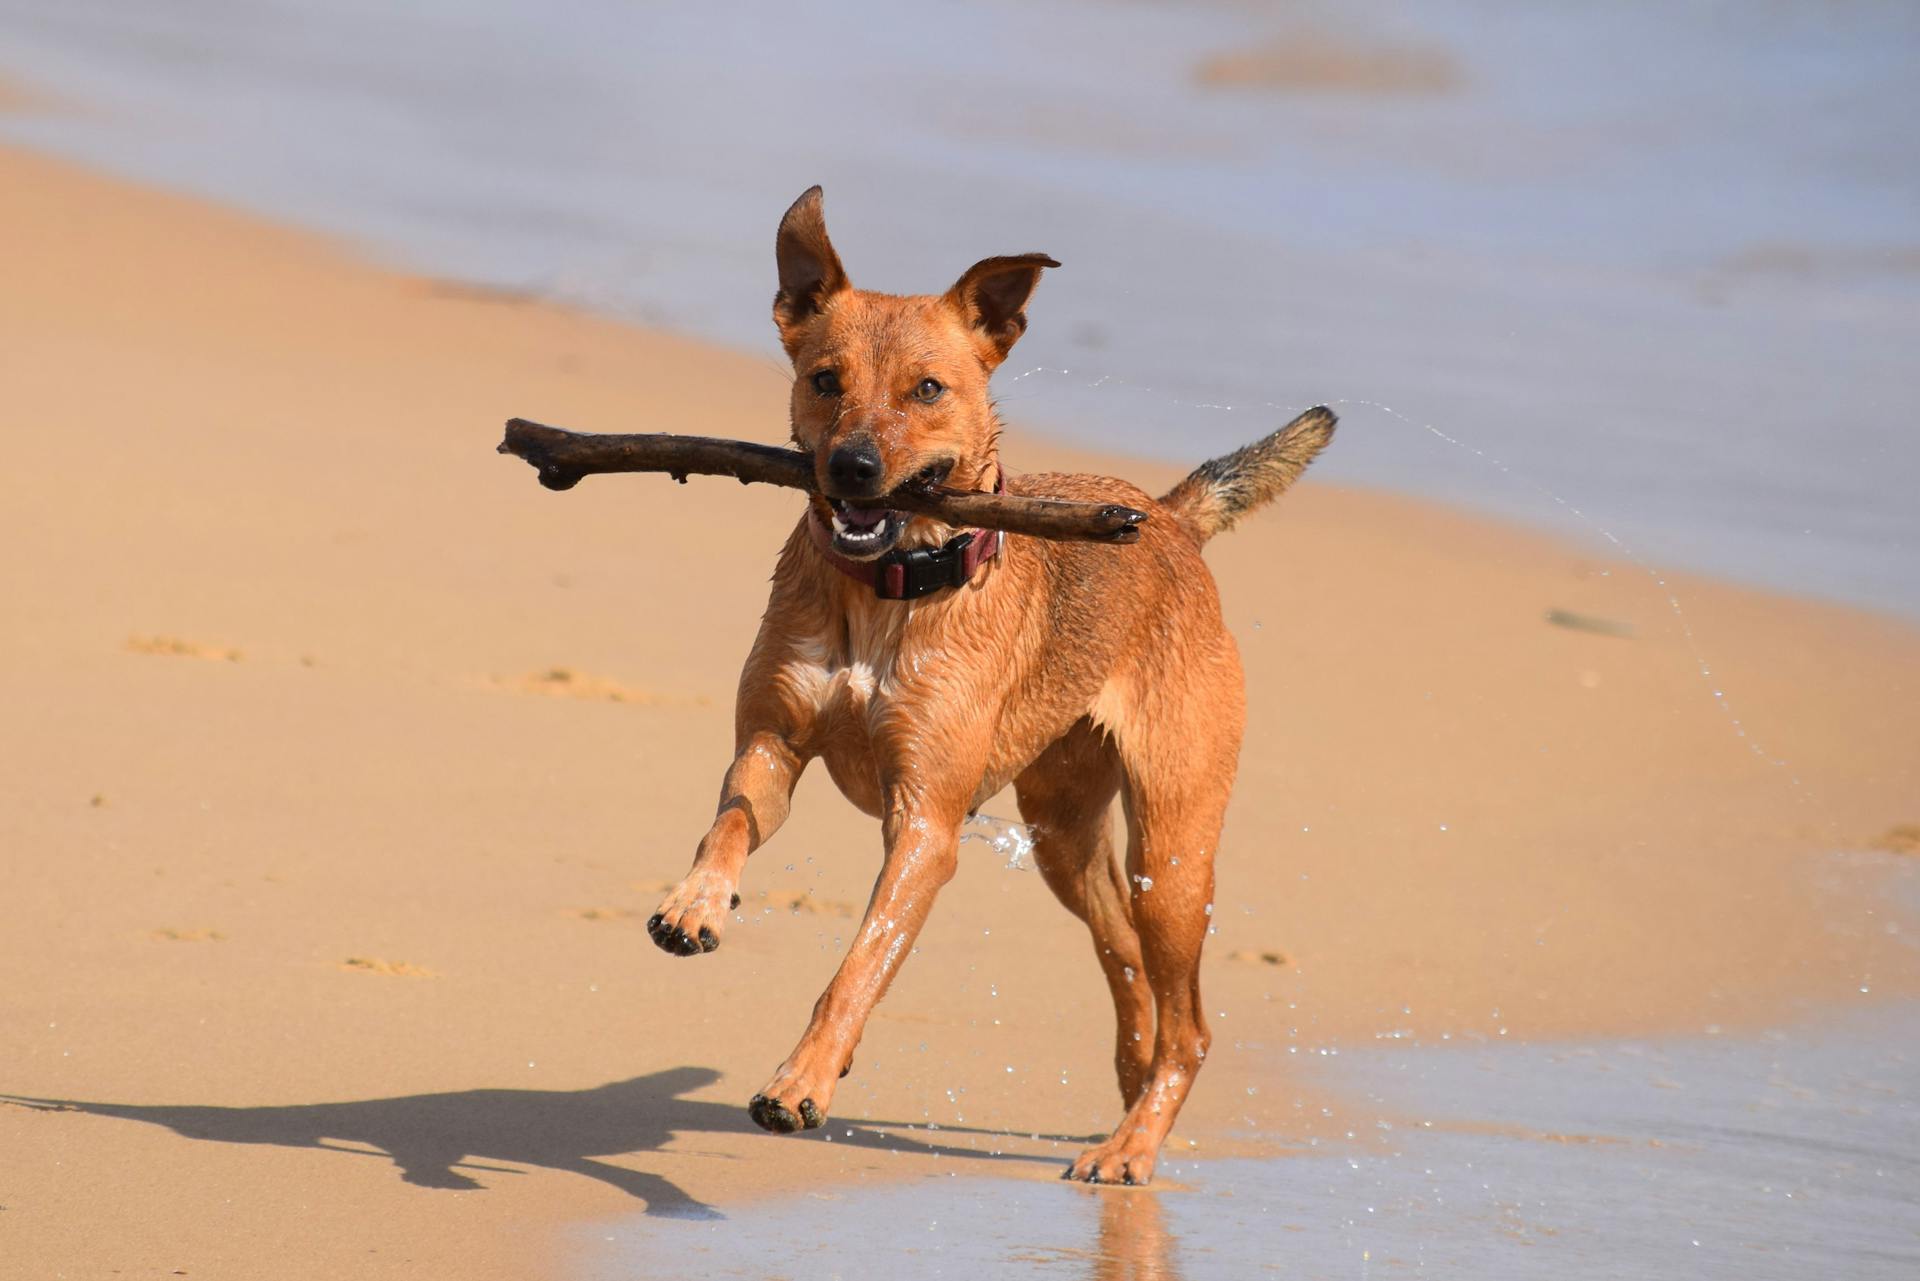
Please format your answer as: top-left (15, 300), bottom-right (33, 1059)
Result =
top-left (604, 995), bottom-right (1920, 1278)
top-left (2, 144), bottom-right (1917, 1278)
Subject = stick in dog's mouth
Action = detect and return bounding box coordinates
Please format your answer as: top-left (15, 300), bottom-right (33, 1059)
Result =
top-left (497, 418), bottom-right (1152, 544)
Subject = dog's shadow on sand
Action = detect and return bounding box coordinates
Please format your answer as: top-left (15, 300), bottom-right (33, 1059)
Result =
top-left (2, 1067), bottom-right (1053, 1220)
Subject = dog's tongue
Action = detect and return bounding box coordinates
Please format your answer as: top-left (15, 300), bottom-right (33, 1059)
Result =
top-left (839, 506), bottom-right (887, 532)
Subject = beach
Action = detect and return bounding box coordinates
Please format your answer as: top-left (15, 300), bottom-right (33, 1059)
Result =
top-left (2, 139), bottom-right (1917, 1277)
top-left (3, 0), bottom-right (1917, 618)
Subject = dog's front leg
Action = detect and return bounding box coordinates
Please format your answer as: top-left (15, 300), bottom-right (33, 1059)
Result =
top-left (747, 782), bottom-right (971, 1132)
top-left (648, 730), bottom-right (805, 956)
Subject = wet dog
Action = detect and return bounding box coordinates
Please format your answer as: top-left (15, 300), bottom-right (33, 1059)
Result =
top-left (646, 187), bottom-right (1333, 1183)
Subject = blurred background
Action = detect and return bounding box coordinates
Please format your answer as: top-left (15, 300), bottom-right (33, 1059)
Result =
top-left (3, 0), bottom-right (1916, 614)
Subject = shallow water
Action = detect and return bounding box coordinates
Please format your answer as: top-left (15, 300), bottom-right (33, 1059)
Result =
top-left (2, 1), bottom-right (1917, 614)
top-left (582, 1001), bottom-right (1920, 1279)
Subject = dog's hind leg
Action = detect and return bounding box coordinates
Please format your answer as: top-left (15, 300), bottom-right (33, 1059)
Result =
top-left (648, 730), bottom-right (806, 956)
top-left (1014, 720), bottom-right (1153, 1107)
top-left (1063, 670), bottom-right (1242, 1185)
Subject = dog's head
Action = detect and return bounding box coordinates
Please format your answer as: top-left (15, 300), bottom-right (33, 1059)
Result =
top-left (771, 186), bottom-right (1056, 561)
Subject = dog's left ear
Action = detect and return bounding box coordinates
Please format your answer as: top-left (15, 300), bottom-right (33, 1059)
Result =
top-left (944, 253), bottom-right (1060, 366)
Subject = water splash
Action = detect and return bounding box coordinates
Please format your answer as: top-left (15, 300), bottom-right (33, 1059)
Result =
top-left (961, 813), bottom-right (1037, 871)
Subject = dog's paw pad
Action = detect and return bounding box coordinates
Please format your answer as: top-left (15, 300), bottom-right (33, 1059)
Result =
top-left (798, 1098), bottom-right (824, 1129)
top-left (730, 892), bottom-right (742, 910)
top-left (697, 925), bottom-right (720, 952)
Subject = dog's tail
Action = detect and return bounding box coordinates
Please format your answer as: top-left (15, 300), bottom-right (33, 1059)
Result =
top-left (1159, 406), bottom-right (1336, 542)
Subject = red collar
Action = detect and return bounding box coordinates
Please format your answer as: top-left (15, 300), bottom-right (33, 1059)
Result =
top-left (809, 472), bottom-right (1004, 600)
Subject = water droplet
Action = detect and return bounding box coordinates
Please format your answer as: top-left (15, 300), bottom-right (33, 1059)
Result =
top-left (960, 813), bottom-right (1037, 870)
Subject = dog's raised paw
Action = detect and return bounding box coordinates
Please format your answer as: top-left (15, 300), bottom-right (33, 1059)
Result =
top-left (748, 1093), bottom-right (827, 1132)
top-left (749, 1094), bottom-right (802, 1133)
top-left (646, 913), bottom-right (708, 957)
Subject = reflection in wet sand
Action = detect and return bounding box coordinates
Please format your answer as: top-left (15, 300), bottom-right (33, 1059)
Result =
top-left (1089, 1190), bottom-right (1183, 1281)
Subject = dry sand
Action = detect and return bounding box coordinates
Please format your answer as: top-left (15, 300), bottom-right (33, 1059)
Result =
top-left (2, 143), bottom-right (1916, 1278)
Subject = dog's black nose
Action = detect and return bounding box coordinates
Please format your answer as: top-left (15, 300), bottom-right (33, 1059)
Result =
top-left (827, 440), bottom-right (885, 494)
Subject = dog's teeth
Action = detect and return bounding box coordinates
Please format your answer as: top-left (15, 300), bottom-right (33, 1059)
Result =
top-left (831, 509), bottom-right (897, 549)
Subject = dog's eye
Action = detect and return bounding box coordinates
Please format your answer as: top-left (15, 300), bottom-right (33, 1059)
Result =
top-left (912, 378), bottom-right (944, 403)
top-left (811, 369), bottom-right (841, 396)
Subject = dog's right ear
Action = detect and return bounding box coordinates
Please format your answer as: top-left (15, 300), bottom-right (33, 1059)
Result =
top-left (773, 186), bottom-right (849, 355)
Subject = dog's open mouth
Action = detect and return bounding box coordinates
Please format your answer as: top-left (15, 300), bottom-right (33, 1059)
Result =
top-left (827, 500), bottom-right (905, 559)
top-left (823, 459), bottom-right (955, 560)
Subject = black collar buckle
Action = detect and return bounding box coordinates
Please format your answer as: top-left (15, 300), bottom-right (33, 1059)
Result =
top-left (877, 533), bottom-right (977, 600)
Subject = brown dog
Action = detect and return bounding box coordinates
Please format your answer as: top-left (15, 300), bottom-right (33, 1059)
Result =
top-left (645, 187), bottom-right (1333, 1184)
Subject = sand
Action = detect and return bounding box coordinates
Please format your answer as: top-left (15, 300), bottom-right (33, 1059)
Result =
top-left (2, 143), bottom-right (1916, 1278)
top-left (1194, 32), bottom-right (1460, 95)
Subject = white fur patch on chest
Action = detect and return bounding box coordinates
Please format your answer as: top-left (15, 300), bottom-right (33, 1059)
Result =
top-left (783, 656), bottom-right (878, 713)
top-left (782, 620), bottom-right (906, 717)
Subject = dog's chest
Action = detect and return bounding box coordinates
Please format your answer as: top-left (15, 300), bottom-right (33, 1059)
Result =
top-left (782, 646), bottom-right (885, 726)
top-left (775, 621), bottom-right (911, 813)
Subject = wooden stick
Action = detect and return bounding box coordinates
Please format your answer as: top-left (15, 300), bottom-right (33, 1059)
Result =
top-left (498, 418), bottom-right (1150, 543)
